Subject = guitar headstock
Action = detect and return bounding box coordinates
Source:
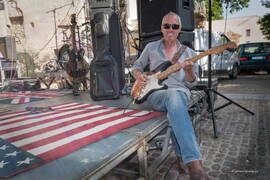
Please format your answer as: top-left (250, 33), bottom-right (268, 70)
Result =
top-left (209, 42), bottom-right (237, 54)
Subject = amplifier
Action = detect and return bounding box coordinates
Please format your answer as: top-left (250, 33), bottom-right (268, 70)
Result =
top-left (0, 36), bottom-right (17, 60)
top-left (137, 0), bottom-right (195, 38)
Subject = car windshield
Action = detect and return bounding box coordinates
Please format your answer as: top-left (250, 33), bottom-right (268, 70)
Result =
top-left (241, 43), bottom-right (270, 55)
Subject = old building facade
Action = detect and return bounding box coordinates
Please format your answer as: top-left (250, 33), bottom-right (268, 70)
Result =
top-left (207, 16), bottom-right (269, 45)
top-left (0, 0), bottom-right (88, 73)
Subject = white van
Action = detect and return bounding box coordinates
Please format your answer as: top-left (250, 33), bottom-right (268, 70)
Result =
top-left (194, 29), bottom-right (239, 79)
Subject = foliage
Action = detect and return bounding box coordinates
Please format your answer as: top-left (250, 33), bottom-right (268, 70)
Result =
top-left (221, 0), bottom-right (250, 13)
top-left (17, 52), bottom-right (37, 77)
top-left (261, 0), bottom-right (270, 8)
top-left (197, 0), bottom-right (250, 20)
top-left (204, 0), bottom-right (224, 20)
top-left (258, 0), bottom-right (270, 40)
top-left (195, 0), bottom-right (270, 40)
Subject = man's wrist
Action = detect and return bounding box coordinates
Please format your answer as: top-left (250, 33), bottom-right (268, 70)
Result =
top-left (133, 70), bottom-right (141, 77)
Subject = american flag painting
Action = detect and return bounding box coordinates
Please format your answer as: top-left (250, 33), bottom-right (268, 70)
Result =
top-left (0, 102), bottom-right (163, 178)
top-left (0, 90), bottom-right (72, 104)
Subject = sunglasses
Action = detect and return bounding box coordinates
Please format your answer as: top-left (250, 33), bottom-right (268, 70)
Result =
top-left (162, 24), bottom-right (180, 30)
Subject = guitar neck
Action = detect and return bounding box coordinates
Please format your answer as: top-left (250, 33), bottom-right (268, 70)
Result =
top-left (157, 50), bottom-right (210, 80)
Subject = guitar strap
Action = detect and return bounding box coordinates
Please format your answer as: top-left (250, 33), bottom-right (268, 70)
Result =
top-left (171, 45), bottom-right (187, 64)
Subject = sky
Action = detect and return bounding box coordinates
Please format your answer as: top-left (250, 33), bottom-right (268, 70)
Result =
top-left (224, 0), bottom-right (269, 18)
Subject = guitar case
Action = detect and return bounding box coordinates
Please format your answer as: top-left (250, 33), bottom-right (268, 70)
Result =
top-left (90, 56), bottom-right (120, 100)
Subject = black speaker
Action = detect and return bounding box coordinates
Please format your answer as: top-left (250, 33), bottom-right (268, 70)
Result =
top-left (179, 31), bottom-right (195, 49)
top-left (137, 0), bottom-right (194, 38)
top-left (139, 35), bottom-right (163, 54)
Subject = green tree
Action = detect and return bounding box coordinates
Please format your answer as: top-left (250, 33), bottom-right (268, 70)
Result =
top-left (257, 0), bottom-right (270, 40)
top-left (197, 0), bottom-right (250, 20)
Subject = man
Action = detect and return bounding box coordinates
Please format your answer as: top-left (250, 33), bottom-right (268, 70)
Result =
top-left (132, 12), bottom-right (208, 179)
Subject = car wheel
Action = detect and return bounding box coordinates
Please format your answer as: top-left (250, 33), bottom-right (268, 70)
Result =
top-left (229, 64), bottom-right (238, 79)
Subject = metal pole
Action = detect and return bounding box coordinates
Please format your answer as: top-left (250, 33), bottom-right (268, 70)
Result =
top-left (53, 10), bottom-right (58, 50)
top-left (208, 0), bottom-right (212, 89)
top-left (208, 0), bottom-right (218, 138)
top-left (224, 2), bottom-right (229, 33)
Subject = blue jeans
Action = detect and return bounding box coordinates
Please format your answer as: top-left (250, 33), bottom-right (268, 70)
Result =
top-left (147, 89), bottom-right (202, 164)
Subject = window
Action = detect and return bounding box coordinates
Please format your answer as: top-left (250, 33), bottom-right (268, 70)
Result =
top-left (246, 29), bottom-right (251, 37)
top-left (0, 2), bottom-right (4, 10)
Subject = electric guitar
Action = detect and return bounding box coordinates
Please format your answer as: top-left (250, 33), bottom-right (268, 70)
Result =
top-left (131, 42), bottom-right (237, 104)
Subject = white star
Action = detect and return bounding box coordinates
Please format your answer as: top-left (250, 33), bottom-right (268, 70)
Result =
top-left (0, 160), bottom-right (9, 168)
top-left (80, 159), bottom-right (89, 163)
top-left (5, 151), bottom-right (20, 157)
top-left (17, 157), bottom-right (34, 166)
top-left (0, 145), bottom-right (8, 150)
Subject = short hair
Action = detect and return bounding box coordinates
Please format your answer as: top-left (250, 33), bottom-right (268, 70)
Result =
top-left (162, 11), bottom-right (182, 30)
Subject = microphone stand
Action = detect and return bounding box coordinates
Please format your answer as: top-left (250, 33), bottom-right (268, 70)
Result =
top-left (46, 1), bottom-right (74, 51)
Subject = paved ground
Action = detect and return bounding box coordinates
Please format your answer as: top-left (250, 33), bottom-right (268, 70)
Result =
top-left (155, 72), bottom-right (270, 180)
top-left (102, 72), bottom-right (270, 180)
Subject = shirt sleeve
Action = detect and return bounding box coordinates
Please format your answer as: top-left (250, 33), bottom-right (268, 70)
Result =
top-left (132, 44), bottom-right (150, 72)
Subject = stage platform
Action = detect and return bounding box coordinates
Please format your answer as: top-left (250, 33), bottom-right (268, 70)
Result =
top-left (1, 88), bottom-right (208, 180)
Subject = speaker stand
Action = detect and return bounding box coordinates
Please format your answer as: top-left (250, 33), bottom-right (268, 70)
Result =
top-left (207, 0), bottom-right (254, 139)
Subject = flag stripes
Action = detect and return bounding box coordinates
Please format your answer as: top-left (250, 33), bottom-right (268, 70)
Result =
top-left (0, 103), bottom-right (163, 164)
top-left (0, 90), bottom-right (72, 105)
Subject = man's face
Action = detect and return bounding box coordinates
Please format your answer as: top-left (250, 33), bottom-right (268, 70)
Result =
top-left (161, 15), bottom-right (181, 42)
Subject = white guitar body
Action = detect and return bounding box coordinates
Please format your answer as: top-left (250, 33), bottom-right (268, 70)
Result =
top-left (135, 72), bottom-right (167, 104)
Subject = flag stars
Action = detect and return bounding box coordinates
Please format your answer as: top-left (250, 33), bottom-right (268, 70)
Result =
top-left (0, 160), bottom-right (9, 168)
top-left (5, 151), bottom-right (20, 157)
top-left (80, 158), bottom-right (89, 163)
top-left (0, 145), bottom-right (9, 150)
top-left (17, 157), bottom-right (34, 166)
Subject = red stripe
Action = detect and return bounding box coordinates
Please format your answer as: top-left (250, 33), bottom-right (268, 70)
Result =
top-left (20, 108), bottom-right (136, 150)
top-left (0, 105), bottom-right (107, 135)
top-left (0, 92), bottom-right (63, 98)
top-left (38, 111), bottom-right (163, 161)
top-left (0, 103), bottom-right (95, 126)
top-left (18, 97), bottom-right (26, 104)
top-left (7, 107), bottom-right (122, 142)
top-left (0, 102), bottom-right (74, 121)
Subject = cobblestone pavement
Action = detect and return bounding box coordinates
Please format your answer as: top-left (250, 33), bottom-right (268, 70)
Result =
top-left (103, 73), bottom-right (270, 180)
top-left (153, 99), bottom-right (270, 180)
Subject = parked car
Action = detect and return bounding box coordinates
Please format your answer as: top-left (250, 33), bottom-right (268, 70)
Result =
top-left (194, 29), bottom-right (239, 79)
top-left (236, 42), bottom-right (270, 74)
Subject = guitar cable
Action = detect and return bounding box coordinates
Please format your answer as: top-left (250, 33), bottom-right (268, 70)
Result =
top-left (121, 97), bottom-right (153, 117)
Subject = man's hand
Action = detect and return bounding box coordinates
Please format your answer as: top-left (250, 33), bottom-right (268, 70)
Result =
top-left (182, 60), bottom-right (196, 83)
top-left (133, 70), bottom-right (148, 87)
top-left (182, 60), bottom-right (194, 72)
